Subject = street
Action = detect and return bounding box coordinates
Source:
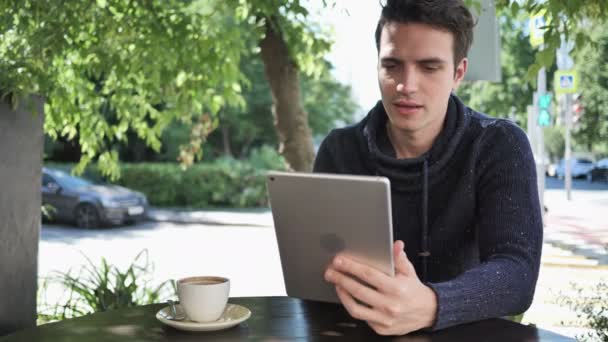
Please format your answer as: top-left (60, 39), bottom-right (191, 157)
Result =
top-left (544, 177), bottom-right (608, 264)
top-left (40, 219), bottom-right (286, 298)
top-left (38, 177), bottom-right (608, 338)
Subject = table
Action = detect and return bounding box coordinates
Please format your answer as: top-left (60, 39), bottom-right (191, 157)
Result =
top-left (1, 297), bottom-right (574, 341)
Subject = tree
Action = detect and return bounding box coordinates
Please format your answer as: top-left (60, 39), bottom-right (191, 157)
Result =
top-left (245, 1), bottom-right (334, 171)
top-left (572, 21), bottom-right (608, 157)
top-left (42, 54), bottom-right (358, 163)
top-left (205, 57), bottom-right (358, 159)
top-left (543, 126), bottom-right (565, 161)
top-left (460, 2), bottom-right (608, 155)
top-left (492, 0), bottom-right (608, 82)
top-left (1, 0), bottom-right (252, 178)
top-left (457, 11), bottom-right (538, 126)
top-left (1, 0), bottom-right (335, 176)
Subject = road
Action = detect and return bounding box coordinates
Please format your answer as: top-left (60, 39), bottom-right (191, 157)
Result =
top-left (40, 220), bottom-right (286, 298)
top-left (543, 177), bottom-right (608, 263)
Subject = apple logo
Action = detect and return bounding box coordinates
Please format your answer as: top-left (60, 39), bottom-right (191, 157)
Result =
top-left (320, 233), bottom-right (345, 254)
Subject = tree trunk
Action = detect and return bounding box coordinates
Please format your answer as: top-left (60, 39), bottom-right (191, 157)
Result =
top-left (221, 125), bottom-right (233, 157)
top-left (0, 96), bottom-right (44, 336)
top-left (259, 19), bottom-right (315, 172)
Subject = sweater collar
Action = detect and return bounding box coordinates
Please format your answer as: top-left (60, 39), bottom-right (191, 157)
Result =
top-left (361, 94), bottom-right (468, 188)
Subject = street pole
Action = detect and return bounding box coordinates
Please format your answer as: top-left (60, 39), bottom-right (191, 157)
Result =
top-left (536, 68), bottom-right (547, 215)
top-left (564, 94), bottom-right (573, 200)
top-left (556, 39), bottom-right (575, 201)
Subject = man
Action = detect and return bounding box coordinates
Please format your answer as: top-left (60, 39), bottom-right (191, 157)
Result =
top-left (315, 0), bottom-right (543, 335)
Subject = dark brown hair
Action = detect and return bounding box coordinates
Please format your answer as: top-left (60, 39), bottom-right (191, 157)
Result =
top-left (375, 0), bottom-right (476, 67)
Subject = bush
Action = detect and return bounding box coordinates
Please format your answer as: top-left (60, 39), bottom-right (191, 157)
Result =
top-left (38, 250), bottom-right (173, 323)
top-left (559, 277), bottom-right (608, 341)
top-left (44, 148), bottom-right (288, 208)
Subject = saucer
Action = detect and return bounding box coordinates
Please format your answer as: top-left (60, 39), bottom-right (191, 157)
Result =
top-left (156, 303), bottom-right (251, 332)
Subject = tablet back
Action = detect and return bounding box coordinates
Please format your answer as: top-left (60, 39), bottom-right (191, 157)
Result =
top-left (267, 171), bottom-right (394, 303)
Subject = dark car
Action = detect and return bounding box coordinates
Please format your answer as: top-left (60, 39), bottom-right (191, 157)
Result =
top-left (587, 158), bottom-right (608, 183)
top-left (42, 167), bottom-right (149, 228)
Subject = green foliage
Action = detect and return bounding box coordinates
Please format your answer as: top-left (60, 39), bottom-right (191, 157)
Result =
top-left (495, 0), bottom-right (608, 83)
top-left (248, 145), bottom-right (290, 171)
top-left (1, 0), bottom-right (334, 179)
top-left (204, 56), bottom-right (357, 159)
top-left (1, 0), bottom-right (252, 179)
top-left (459, 7), bottom-right (608, 154)
top-left (303, 60), bottom-right (359, 138)
top-left (458, 10), bottom-right (538, 126)
top-left (543, 126), bottom-right (565, 161)
top-left (38, 250), bottom-right (173, 323)
top-left (559, 279), bottom-right (608, 342)
top-left (41, 204), bottom-right (57, 221)
top-left (572, 21), bottom-right (608, 156)
top-left (229, 0), bottom-right (334, 79)
top-left (47, 148), bottom-right (287, 208)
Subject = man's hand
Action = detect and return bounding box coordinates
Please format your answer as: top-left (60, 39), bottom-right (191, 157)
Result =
top-left (324, 240), bottom-right (438, 336)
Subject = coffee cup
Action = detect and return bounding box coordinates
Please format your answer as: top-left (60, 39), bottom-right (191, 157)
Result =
top-left (176, 276), bottom-right (230, 322)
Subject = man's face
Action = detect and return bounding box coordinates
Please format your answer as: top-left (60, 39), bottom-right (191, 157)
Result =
top-left (377, 22), bottom-right (467, 136)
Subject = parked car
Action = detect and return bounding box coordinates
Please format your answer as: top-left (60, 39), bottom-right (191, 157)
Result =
top-left (42, 167), bottom-right (148, 228)
top-left (554, 158), bottom-right (595, 179)
top-left (586, 158), bottom-right (608, 182)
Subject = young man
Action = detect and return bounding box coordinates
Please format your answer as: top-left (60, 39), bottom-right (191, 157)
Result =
top-left (316, 0), bottom-right (543, 335)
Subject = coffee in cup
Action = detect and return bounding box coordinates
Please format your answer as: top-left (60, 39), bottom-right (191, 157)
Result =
top-left (176, 276), bottom-right (230, 322)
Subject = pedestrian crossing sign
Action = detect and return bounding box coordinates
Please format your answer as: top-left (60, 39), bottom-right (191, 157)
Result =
top-left (554, 70), bottom-right (579, 95)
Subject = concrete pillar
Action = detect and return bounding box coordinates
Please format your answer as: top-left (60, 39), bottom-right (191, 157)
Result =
top-left (0, 96), bottom-right (44, 336)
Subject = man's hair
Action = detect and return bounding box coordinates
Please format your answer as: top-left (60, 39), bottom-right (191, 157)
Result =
top-left (374, 0), bottom-right (476, 67)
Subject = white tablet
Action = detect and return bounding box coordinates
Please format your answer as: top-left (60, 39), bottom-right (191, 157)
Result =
top-left (266, 171), bottom-right (394, 303)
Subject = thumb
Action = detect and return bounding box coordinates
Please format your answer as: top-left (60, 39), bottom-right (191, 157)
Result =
top-left (393, 240), bottom-right (416, 276)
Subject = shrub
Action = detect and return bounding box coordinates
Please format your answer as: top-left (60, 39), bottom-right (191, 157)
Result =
top-left (38, 250), bottom-right (173, 323)
top-left (44, 147), bottom-right (288, 208)
top-left (559, 277), bottom-right (608, 341)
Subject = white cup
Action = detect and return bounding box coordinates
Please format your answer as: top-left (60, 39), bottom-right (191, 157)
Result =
top-left (176, 276), bottom-right (230, 322)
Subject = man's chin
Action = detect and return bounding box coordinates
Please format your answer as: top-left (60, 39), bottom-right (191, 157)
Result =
top-left (387, 115), bottom-right (423, 133)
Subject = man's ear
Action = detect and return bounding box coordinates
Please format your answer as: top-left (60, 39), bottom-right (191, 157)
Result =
top-left (452, 58), bottom-right (468, 90)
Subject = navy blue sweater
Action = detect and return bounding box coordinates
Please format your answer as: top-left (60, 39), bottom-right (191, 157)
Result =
top-left (313, 95), bottom-right (543, 330)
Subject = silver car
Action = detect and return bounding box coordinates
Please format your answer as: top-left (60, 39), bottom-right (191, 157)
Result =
top-left (42, 167), bottom-right (148, 228)
top-left (555, 158), bottom-right (595, 179)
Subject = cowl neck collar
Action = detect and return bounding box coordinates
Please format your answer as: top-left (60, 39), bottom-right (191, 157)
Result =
top-left (360, 94), bottom-right (468, 191)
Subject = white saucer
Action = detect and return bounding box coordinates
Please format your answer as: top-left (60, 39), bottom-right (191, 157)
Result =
top-left (156, 303), bottom-right (251, 332)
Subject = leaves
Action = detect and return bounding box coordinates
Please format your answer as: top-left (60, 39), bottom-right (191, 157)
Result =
top-left (2, 0), bottom-right (249, 179)
top-left (2, 0), bottom-right (336, 178)
top-left (458, 9), bottom-right (536, 128)
top-left (38, 249), bottom-right (173, 323)
top-left (571, 20), bottom-right (608, 156)
top-left (497, 0), bottom-right (608, 77)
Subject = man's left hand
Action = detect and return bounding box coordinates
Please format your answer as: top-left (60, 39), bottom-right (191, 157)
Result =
top-left (324, 240), bottom-right (438, 336)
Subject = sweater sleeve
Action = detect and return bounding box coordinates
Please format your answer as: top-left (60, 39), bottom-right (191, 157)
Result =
top-left (427, 121), bottom-right (543, 330)
top-left (313, 131), bottom-right (339, 173)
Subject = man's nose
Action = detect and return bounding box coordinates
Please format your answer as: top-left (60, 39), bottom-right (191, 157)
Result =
top-left (396, 69), bottom-right (418, 94)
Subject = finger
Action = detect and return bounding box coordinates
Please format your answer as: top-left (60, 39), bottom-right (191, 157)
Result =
top-left (393, 241), bottom-right (416, 276)
top-left (335, 286), bottom-right (388, 325)
top-left (331, 256), bottom-right (395, 293)
top-left (367, 321), bottom-right (392, 336)
top-left (325, 268), bottom-right (389, 310)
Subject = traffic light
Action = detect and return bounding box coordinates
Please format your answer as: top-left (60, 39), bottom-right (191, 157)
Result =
top-left (537, 93), bottom-right (552, 127)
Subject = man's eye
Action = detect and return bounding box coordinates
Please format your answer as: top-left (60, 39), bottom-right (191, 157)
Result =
top-left (383, 64), bottom-right (396, 70)
top-left (423, 65), bottom-right (439, 72)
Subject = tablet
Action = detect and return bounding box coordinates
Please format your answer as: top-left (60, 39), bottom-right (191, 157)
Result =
top-left (266, 171), bottom-right (394, 303)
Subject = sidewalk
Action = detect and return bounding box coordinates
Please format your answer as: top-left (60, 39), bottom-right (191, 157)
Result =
top-left (543, 184), bottom-right (608, 266)
top-left (147, 208), bottom-right (274, 227)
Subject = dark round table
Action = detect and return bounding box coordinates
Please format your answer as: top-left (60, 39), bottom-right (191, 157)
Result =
top-left (1, 297), bottom-right (574, 341)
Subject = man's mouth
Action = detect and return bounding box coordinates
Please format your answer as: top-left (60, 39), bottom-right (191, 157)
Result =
top-left (393, 100), bottom-right (423, 115)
